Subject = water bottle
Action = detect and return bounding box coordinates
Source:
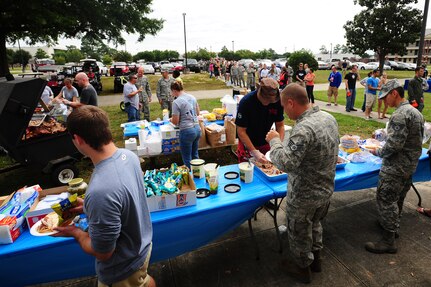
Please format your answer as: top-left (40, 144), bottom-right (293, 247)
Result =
top-left (163, 109), bottom-right (169, 121)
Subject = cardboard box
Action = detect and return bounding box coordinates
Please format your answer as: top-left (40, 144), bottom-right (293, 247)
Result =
top-left (162, 144), bottom-right (180, 154)
top-left (198, 121), bottom-right (208, 148)
top-left (0, 185), bottom-right (42, 244)
top-left (162, 138), bottom-right (180, 146)
top-left (205, 125), bottom-right (226, 147)
top-left (160, 124), bottom-right (180, 139)
top-left (25, 186), bottom-right (68, 229)
top-left (146, 172), bottom-right (197, 212)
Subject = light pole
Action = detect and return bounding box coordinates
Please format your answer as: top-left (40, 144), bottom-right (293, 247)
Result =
top-left (417, 0), bottom-right (430, 67)
top-left (183, 13), bottom-right (188, 72)
top-left (232, 40), bottom-right (235, 53)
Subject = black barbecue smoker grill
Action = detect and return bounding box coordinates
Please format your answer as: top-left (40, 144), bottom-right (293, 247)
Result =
top-left (0, 77), bottom-right (82, 185)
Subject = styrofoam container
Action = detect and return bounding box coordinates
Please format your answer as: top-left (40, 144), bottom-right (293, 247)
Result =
top-left (125, 138), bottom-right (137, 151)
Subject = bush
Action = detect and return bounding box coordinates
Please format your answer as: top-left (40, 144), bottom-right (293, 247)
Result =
top-left (288, 50), bottom-right (318, 74)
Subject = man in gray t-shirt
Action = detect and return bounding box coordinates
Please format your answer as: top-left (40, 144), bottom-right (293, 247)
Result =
top-left (63, 72), bottom-right (98, 108)
top-left (124, 74), bottom-right (143, 122)
top-left (54, 106), bottom-right (155, 287)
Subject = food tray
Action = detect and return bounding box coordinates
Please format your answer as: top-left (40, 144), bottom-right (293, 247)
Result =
top-left (253, 164), bottom-right (287, 182)
top-left (29, 114), bottom-right (47, 127)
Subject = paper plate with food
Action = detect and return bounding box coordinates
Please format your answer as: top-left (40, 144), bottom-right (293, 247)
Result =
top-left (30, 212), bottom-right (74, 236)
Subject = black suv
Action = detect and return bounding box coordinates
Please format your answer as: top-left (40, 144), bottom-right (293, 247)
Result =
top-left (184, 58), bottom-right (200, 73)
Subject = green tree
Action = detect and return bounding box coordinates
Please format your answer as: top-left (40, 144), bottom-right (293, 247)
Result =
top-left (113, 50), bottom-right (132, 62)
top-left (54, 55), bottom-right (66, 65)
top-left (219, 46), bottom-right (234, 60)
top-left (12, 49), bottom-right (32, 72)
top-left (333, 44), bottom-right (342, 54)
top-left (0, 0), bottom-right (164, 79)
top-left (102, 54), bottom-right (113, 66)
top-left (319, 45), bottom-right (329, 54)
top-left (6, 49), bottom-right (14, 66)
top-left (65, 48), bottom-right (83, 62)
top-left (35, 48), bottom-right (49, 59)
top-left (288, 50), bottom-right (318, 78)
top-left (133, 51), bottom-right (153, 62)
top-left (344, 0), bottom-right (421, 73)
top-left (235, 49), bottom-right (255, 60)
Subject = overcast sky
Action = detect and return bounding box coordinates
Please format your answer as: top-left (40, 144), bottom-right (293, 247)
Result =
top-left (13, 0), bottom-right (431, 55)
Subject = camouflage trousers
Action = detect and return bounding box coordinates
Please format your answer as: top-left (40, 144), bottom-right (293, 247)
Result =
top-left (141, 96), bottom-right (150, 121)
top-left (159, 98), bottom-right (172, 117)
top-left (376, 172), bottom-right (412, 233)
top-left (286, 200), bottom-right (330, 268)
top-left (238, 76), bottom-right (245, 88)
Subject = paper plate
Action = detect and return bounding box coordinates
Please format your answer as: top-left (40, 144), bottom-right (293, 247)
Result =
top-left (30, 219), bottom-right (59, 236)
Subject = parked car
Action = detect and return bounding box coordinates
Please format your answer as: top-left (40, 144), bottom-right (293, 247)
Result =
top-left (395, 62), bottom-right (410, 70)
top-left (109, 62), bottom-right (129, 76)
top-left (160, 63), bottom-right (175, 73)
top-left (274, 59), bottom-right (287, 69)
top-left (142, 64), bottom-right (155, 75)
top-left (367, 62), bottom-right (391, 70)
top-left (318, 61), bottom-right (330, 70)
top-left (258, 59), bottom-right (273, 68)
top-left (146, 61), bottom-right (160, 72)
top-left (385, 61), bottom-right (399, 70)
top-left (173, 62), bottom-right (184, 72)
top-left (352, 62), bottom-right (374, 70)
top-left (96, 61), bottom-right (108, 76)
top-left (184, 58), bottom-right (200, 73)
top-left (406, 62), bottom-right (417, 70)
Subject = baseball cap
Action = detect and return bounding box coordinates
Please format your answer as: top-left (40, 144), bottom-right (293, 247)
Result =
top-left (379, 79), bottom-right (401, 99)
top-left (257, 78), bottom-right (280, 104)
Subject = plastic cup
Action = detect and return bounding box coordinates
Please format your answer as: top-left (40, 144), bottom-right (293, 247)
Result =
top-left (208, 169), bottom-right (218, 194)
top-left (239, 162), bottom-right (254, 183)
top-left (190, 159), bottom-right (205, 178)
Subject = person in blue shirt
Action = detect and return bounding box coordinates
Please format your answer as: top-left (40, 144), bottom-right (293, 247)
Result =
top-left (365, 69), bottom-right (381, 120)
top-left (326, 66), bottom-right (342, 106)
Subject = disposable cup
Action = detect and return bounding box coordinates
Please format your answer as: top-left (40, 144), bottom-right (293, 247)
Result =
top-left (239, 162), bottom-right (254, 183)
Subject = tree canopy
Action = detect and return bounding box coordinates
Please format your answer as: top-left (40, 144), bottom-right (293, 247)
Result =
top-left (0, 0), bottom-right (163, 78)
top-left (344, 0), bottom-right (422, 72)
top-left (35, 48), bottom-right (49, 59)
top-left (288, 50), bottom-right (318, 74)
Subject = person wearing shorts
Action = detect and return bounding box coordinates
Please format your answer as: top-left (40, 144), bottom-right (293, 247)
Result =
top-left (365, 69), bottom-right (380, 120)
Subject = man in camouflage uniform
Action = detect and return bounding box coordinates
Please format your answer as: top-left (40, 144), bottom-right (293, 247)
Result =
top-left (230, 62), bottom-right (239, 86)
top-left (266, 83), bottom-right (339, 283)
top-left (246, 62), bottom-right (256, 91)
top-left (238, 63), bottom-right (246, 88)
top-left (156, 68), bottom-right (175, 117)
top-left (407, 66), bottom-right (426, 112)
top-left (136, 67), bottom-right (152, 121)
top-left (365, 80), bottom-right (424, 254)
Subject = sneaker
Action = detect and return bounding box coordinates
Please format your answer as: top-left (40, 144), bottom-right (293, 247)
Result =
top-left (326, 103), bottom-right (331, 106)
top-left (350, 108), bottom-right (358, 111)
top-left (365, 116), bottom-right (371, 120)
top-left (334, 103), bottom-right (338, 106)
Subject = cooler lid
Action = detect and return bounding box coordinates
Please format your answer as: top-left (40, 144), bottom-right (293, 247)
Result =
top-left (0, 77), bottom-right (46, 147)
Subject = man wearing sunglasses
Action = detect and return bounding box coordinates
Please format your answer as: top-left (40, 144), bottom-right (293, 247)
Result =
top-left (124, 73), bottom-right (143, 122)
top-left (235, 78), bottom-right (285, 163)
top-left (365, 79), bottom-right (424, 254)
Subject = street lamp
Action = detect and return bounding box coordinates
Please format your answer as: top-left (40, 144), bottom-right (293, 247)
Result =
top-left (232, 40), bottom-right (235, 53)
top-left (183, 13), bottom-right (188, 72)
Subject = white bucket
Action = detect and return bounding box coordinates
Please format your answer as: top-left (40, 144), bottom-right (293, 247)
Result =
top-left (239, 162), bottom-right (254, 183)
top-left (190, 159), bottom-right (205, 178)
top-left (221, 95), bottom-right (238, 119)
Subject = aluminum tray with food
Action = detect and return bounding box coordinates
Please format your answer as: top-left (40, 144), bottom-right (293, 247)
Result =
top-left (251, 155), bottom-right (287, 182)
top-left (28, 114), bottom-right (47, 127)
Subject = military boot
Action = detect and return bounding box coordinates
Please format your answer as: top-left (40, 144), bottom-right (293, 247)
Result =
top-left (364, 230), bottom-right (397, 254)
top-left (310, 250), bottom-right (322, 273)
top-left (281, 259), bottom-right (311, 284)
top-left (376, 220), bottom-right (399, 239)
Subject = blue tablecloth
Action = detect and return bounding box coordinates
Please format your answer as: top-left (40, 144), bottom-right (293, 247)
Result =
top-left (0, 165), bottom-right (273, 286)
top-left (1, 153), bottom-right (430, 286)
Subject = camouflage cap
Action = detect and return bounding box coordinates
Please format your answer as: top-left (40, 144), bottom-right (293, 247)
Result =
top-left (161, 67), bottom-right (169, 73)
top-left (379, 79), bottom-right (401, 99)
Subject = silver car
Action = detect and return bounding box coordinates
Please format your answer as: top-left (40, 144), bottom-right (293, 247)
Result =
top-left (142, 64), bottom-right (155, 75)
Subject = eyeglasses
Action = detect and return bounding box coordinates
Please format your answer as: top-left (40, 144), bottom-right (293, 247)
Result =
top-left (132, 77), bottom-right (138, 79)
